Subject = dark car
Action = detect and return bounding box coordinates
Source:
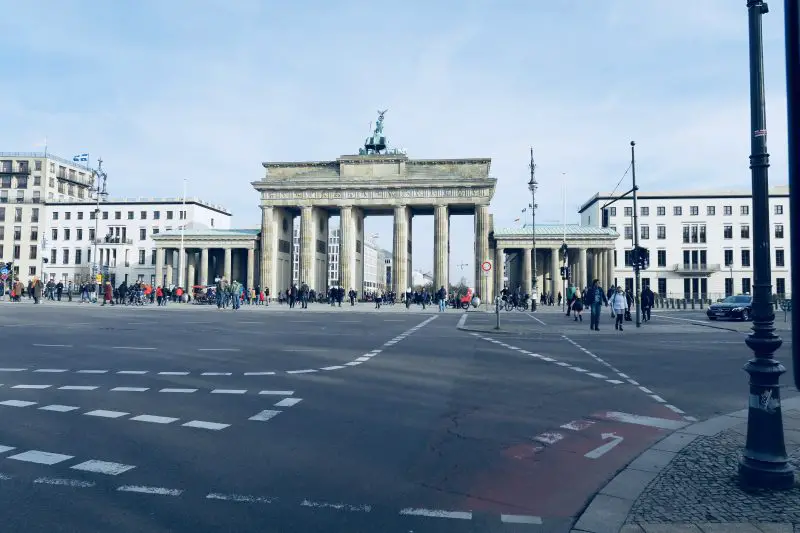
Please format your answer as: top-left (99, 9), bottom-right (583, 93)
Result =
top-left (706, 294), bottom-right (753, 321)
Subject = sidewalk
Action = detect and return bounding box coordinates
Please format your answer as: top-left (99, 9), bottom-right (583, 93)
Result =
top-left (573, 398), bottom-right (800, 533)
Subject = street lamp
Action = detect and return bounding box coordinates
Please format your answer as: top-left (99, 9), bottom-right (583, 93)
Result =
top-left (738, 0), bottom-right (794, 489)
top-left (528, 148), bottom-right (538, 309)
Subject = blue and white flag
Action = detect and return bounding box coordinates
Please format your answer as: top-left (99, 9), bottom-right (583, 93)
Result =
top-left (73, 153), bottom-right (88, 162)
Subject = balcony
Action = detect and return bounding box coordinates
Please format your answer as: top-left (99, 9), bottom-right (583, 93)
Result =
top-left (0, 166), bottom-right (30, 175)
top-left (95, 237), bottom-right (133, 245)
top-left (671, 263), bottom-right (721, 275)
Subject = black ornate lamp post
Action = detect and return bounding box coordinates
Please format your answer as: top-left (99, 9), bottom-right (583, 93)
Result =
top-left (738, 0), bottom-right (795, 489)
top-left (786, 0), bottom-right (800, 391)
top-left (529, 148), bottom-right (538, 309)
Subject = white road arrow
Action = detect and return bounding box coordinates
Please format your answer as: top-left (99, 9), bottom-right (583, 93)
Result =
top-left (584, 432), bottom-right (624, 459)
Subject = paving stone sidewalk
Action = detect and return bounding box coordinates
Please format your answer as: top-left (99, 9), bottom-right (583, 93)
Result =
top-left (573, 399), bottom-right (800, 533)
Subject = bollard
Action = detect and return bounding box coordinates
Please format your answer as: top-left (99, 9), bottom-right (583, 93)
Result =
top-left (683, 299), bottom-right (687, 309)
top-left (700, 299), bottom-right (704, 309)
top-left (495, 297), bottom-right (501, 330)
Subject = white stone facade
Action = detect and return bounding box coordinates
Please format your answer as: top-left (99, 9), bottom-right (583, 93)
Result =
top-left (579, 186), bottom-right (792, 299)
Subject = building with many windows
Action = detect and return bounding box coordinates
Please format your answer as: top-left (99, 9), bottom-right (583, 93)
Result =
top-left (0, 152), bottom-right (95, 282)
top-left (579, 185), bottom-right (791, 299)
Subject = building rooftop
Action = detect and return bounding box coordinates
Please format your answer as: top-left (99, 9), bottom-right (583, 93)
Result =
top-left (47, 196), bottom-right (231, 215)
top-left (579, 185), bottom-right (789, 213)
top-left (0, 152), bottom-right (93, 171)
top-left (494, 224), bottom-right (618, 237)
top-left (155, 228), bottom-right (259, 238)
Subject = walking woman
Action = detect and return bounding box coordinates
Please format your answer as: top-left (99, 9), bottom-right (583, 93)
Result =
top-left (610, 286), bottom-right (627, 331)
top-left (572, 288), bottom-right (584, 321)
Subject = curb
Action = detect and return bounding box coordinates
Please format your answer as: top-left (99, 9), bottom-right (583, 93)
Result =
top-left (570, 396), bottom-right (800, 533)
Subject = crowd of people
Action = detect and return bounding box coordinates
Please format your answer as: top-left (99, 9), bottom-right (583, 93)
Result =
top-left (560, 279), bottom-right (655, 332)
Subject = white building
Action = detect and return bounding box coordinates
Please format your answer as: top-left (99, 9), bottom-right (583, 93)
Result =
top-left (0, 152), bottom-right (95, 281)
top-left (579, 185), bottom-right (792, 299)
top-left (45, 197), bottom-right (230, 285)
top-left (412, 270), bottom-right (434, 288)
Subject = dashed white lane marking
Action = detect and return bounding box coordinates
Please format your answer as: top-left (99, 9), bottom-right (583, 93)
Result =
top-left (0, 368), bottom-right (26, 372)
top-left (77, 370), bottom-right (108, 374)
top-left (344, 362), bottom-right (362, 366)
top-left (560, 420), bottom-right (595, 431)
top-left (207, 492), bottom-right (274, 504)
top-left (0, 445), bottom-right (14, 453)
top-left (501, 514), bottom-right (543, 524)
top-left (562, 335), bottom-right (694, 422)
top-left (12, 384), bottom-right (51, 389)
top-left (400, 508), bottom-right (472, 520)
top-left (526, 312), bottom-right (547, 325)
top-left (71, 460), bottom-right (135, 476)
top-left (117, 485), bottom-right (183, 496)
top-left (587, 373), bottom-right (607, 379)
top-left (117, 370), bottom-right (148, 375)
top-left (211, 389), bottom-right (247, 395)
top-left (32, 344), bottom-right (72, 348)
top-left (112, 347), bottom-right (156, 351)
top-left (33, 368), bottom-right (68, 372)
top-left (111, 387), bottom-right (149, 392)
top-left (259, 390), bottom-right (294, 396)
top-left (301, 499), bottom-right (371, 512)
top-left (201, 372), bottom-right (233, 376)
top-left (35, 477), bottom-right (95, 487)
top-left (274, 398), bottom-right (302, 408)
top-left (39, 404), bottom-right (79, 412)
top-left (197, 348), bottom-right (240, 352)
top-left (130, 415), bottom-right (179, 424)
top-left (285, 369), bottom-right (317, 374)
top-left (321, 366), bottom-right (346, 371)
top-left (182, 420), bottom-right (229, 430)
top-left (354, 357), bottom-right (370, 362)
top-left (84, 410), bottom-right (129, 419)
top-left (159, 388), bottom-right (197, 393)
top-left (457, 314), bottom-right (468, 328)
top-left (9, 450), bottom-right (74, 465)
top-left (0, 400), bottom-right (36, 407)
top-left (602, 411), bottom-right (688, 430)
top-left (59, 385), bottom-right (98, 391)
top-left (249, 410), bottom-right (281, 422)
top-left (244, 371), bottom-right (276, 376)
top-left (158, 371), bottom-right (189, 376)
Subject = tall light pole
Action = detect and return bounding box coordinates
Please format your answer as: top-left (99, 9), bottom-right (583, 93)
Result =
top-left (738, 0), bottom-right (794, 489)
top-left (178, 178), bottom-right (187, 289)
top-left (89, 158), bottom-right (107, 289)
top-left (631, 142), bottom-right (642, 328)
top-left (785, 0), bottom-right (799, 391)
top-left (528, 148), bottom-right (538, 309)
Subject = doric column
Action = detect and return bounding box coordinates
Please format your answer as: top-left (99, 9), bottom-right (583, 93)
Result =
top-left (495, 247), bottom-right (505, 297)
top-left (579, 247), bottom-right (588, 289)
top-left (165, 250), bottom-right (173, 287)
top-left (187, 252), bottom-right (196, 288)
top-left (434, 204), bottom-right (449, 291)
top-left (200, 248), bottom-right (209, 287)
top-left (522, 247), bottom-right (532, 296)
top-left (550, 248), bottom-right (560, 296)
top-left (607, 248), bottom-right (615, 289)
top-left (339, 206), bottom-right (354, 291)
top-left (246, 247), bottom-right (254, 291)
top-left (299, 206), bottom-right (315, 289)
top-left (392, 205), bottom-right (409, 295)
top-left (223, 247), bottom-right (232, 281)
top-left (260, 206), bottom-right (274, 292)
top-left (155, 248), bottom-right (164, 287)
top-left (474, 205), bottom-right (490, 300)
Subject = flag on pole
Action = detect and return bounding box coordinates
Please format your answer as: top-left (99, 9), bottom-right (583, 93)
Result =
top-left (73, 153), bottom-right (89, 162)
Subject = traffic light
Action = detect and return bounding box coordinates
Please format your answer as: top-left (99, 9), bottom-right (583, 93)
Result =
top-left (632, 246), bottom-right (650, 270)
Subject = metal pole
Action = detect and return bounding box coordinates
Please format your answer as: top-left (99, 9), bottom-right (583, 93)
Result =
top-left (529, 148), bottom-right (538, 309)
top-left (562, 176), bottom-right (567, 312)
top-left (631, 142), bottom-right (642, 328)
top-left (178, 178), bottom-right (186, 289)
top-left (738, 0), bottom-right (794, 489)
top-left (784, 0), bottom-right (799, 390)
top-left (92, 167), bottom-right (100, 289)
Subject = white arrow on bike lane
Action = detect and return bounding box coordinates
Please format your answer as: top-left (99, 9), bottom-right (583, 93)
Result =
top-left (584, 432), bottom-right (624, 459)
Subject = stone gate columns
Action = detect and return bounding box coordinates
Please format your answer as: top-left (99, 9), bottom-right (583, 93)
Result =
top-left (299, 206), bottom-right (329, 292)
top-left (474, 205), bottom-right (490, 300)
top-left (606, 248), bottom-right (615, 288)
top-left (579, 248), bottom-right (587, 289)
top-left (200, 248), bottom-right (209, 287)
top-left (223, 247), bottom-right (232, 281)
top-left (392, 206), bottom-right (411, 295)
top-left (187, 251), bottom-right (196, 288)
top-left (522, 248), bottom-right (532, 296)
top-left (260, 207), bottom-right (274, 293)
top-left (550, 248), bottom-right (559, 296)
top-left (494, 247), bottom-right (505, 295)
top-left (155, 248), bottom-right (165, 287)
top-left (433, 204), bottom-right (449, 291)
top-left (338, 206), bottom-right (365, 293)
top-left (246, 248), bottom-right (255, 291)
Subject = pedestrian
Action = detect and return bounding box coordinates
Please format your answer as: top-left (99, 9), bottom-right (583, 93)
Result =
top-left (585, 279), bottom-right (608, 331)
top-left (610, 286), bottom-right (627, 331)
top-left (437, 285), bottom-right (447, 312)
top-left (641, 285), bottom-right (654, 322)
top-left (572, 288), bottom-right (584, 321)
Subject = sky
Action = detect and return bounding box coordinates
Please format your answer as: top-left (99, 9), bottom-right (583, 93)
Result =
top-left (0, 0), bottom-right (791, 284)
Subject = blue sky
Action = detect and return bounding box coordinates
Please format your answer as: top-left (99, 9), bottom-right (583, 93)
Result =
top-left (0, 0), bottom-right (790, 283)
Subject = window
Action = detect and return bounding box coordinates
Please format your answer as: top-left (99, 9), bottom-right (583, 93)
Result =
top-left (657, 278), bottom-right (667, 298)
top-left (776, 249), bottom-right (785, 267)
top-left (51, 228), bottom-right (58, 240)
top-left (64, 228), bottom-right (71, 241)
top-left (683, 225), bottom-right (690, 243)
top-left (167, 210), bottom-right (174, 220)
top-left (724, 225), bottom-right (733, 239)
top-left (724, 249), bottom-right (734, 267)
top-left (741, 249), bottom-right (751, 267)
top-left (610, 207), bottom-right (616, 216)
top-left (139, 228), bottom-right (146, 240)
top-left (0, 207), bottom-right (4, 220)
top-left (151, 249), bottom-right (156, 265)
top-left (65, 212), bottom-right (71, 220)
top-left (89, 210), bottom-right (96, 220)
top-left (775, 205), bottom-right (784, 215)
top-left (62, 249), bottom-right (69, 264)
top-left (102, 211), bottom-right (108, 220)
top-left (640, 226), bottom-right (649, 239)
top-left (76, 229), bottom-right (82, 240)
top-left (775, 224), bottom-right (784, 238)
top-left (53, 211), bottom-right (59, 220)
top-left (673, 206), bottom-right (682, 216)
top-left (741, 205), bottom-right (750, 215)
top-left (127, 211), bottom-right (134, 220)
top-left (657, 250), bottom-right (666, 267)
top-left (12, 226), bottom-right (20, 240)
top-left (140, 211), bottom-right (147, 220)
top-left (724, 205), bottom-right (732, 215)
top-left (624, 226), bottom-right (632, 240)
top-left (657, 225), bottom-right (666, 239)
top-left (624, 250), bottom-right (633, 267)
top-left (16, 177), bottom-right (27, 189)
top-left (152, 227), bottom-right (159, 235)
top-left (211, 218), bottom-right (215, 228)
top-left (87, 249), bottom-right (91, 263)
top-left (28, 266), bottom-right (35, 276)
top-left (14, 208), bottom-right (22, 222)
top-left (75, 249), bottom-right (82, 265)
top-left (153, 211), bottom-right (160, 220)
top-left (690, 206), bottom-right (699, 216)
top-left (35, 160), bottom-right (42, 171)
top-left (699, 225), bottom-right (706, 243)
top-left (741, 225), bottom-right (750, 239)
top-left (50, 249), bottom-right (56, 264)
top-left (28, 246), bottom-right (36, 259)
top-left (32, 190), bottom-right (40, 203)
top-left (610, 225), bottom-right (617, 233)
top-left (777, 278), bottom-right (786, 295)
top-left (179, 210), bottom-right (186, 220)
top-left (13, 245), bottom-right (20, 260)
top-left (115, 211), bottom-right (121, 220)
top-left (138, 250), bottom-right (146, 265)
top-left (624, 207), bottom-right (632, 217)
top-left (31, 208), bottom-right (39, 222)
top-left (640, 206), bottom-right (649, 216)
top-left (77, 211), bottom-right (83, 220)
top-left (89, 228), bottom-right (95, 241)
top-left (30, 227), bottom-right (37, 241)
top-left (742, 277), bottom-right (751, 294)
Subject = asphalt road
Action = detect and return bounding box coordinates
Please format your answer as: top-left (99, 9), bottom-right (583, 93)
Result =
top-left (0, 302), bottom-right (796, 533)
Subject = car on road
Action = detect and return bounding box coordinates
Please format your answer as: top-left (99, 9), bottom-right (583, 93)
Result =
top-left (706, 294), bottom-right (753, 321)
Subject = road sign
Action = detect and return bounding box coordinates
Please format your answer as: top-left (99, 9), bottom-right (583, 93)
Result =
top-left (481, 261), bottom-right (492, 272)
top-left (0, 267), bottom-right (8, 276)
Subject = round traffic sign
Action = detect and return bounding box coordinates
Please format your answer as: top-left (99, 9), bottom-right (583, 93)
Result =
top-left (0, 267), bottom-right (8, 275)
top-left (481, 261), bottom-right (492, 272)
